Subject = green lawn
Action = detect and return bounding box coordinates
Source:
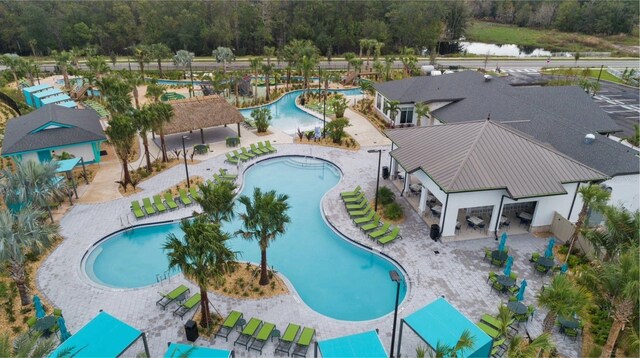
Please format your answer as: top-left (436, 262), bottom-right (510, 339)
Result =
top-left (542, 68), bottom-right (623, 84)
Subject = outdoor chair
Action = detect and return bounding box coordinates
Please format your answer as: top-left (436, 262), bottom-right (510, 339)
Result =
top-left (530, 252), bottom-right (540, 263)
top-left (349, 204), bottom-right (372, 218)
top-left (491, 281), bottom-right (504, 293)
top-left (476, 322), bottom-right (501, 339)
top-left (233, 150), bottom-right (249, 162)
top-left (491, 257), bottom-right (505, 267)
top-left (163, 192), bottom-right (179, 210)
top-left (189, 187), bottom-right (201, 201)
top-left (343, 192), bottom-right (364, 204)
top-left (179, 189), bottom-right (192, 205)
top-left (53, 308), bottom-right (63, 317)
top-left (214, 311), bottom-right (243, 341)
top-left (353, 210), bottom-right (375, 225)
top-left (258, 142), bottom-right (275, 153)
top-left (484, 248), bottom-right (492, 261)
top-left (508, 285), bottom-right (520, 295)
top-left (275, 323), bottom-right (301, 355)
top-left (360, 215), bottom-right (381, 232)
top-left (234, 318), bottom-right (262, 349)
top-left (378, 226), bottom-right (401, 246)
top-left (173, 293), bottom-right (201, 319)
top-left (564, 327), bottom-right (578, 340)
top-left (340, 185), bottom-right (362, 198)
top-left (142, 197), bottom-right (156, 215)
top-left (225, 152), bottom-right (239, 164)
top-left (131, 201), bottom-right (145, 219)
top-left (156, 285), bottom-right (190, 310)
top-left (213, 173), bottom-right (233, 183)
top-left (241, 147), bottom-right (256, 159)
top-left (509, 272), bottom-right (517, 280)
top-left (153, 195), bottom-right (167, 213)
top-left (291, 327), bottom-right (315, 357)
top-left (487, 271), bottom-right (497, 283)
top-left (369, 223), bottom-right (391, 240)
top-left (26, 317), bottom-right (37, 334)
top-left (265, 141), bottom-right (277, 152)
top-left (248, 322), bottom-right (276, 354)
top-left (219, 168), bottom-right (238, 180)
top-left (346, 198), bottom-right (368, 211)
top-left (250, 143), bottom-right (265, 155)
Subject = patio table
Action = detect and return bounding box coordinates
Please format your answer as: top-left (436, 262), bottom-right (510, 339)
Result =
top-left (517, 212), bottom-right (533, 221)
top-left (33, 315), bottom-right (57, 336)
top-left (499, 216), bottom-right (508, 224)
top-left (491, 250), bottom-right (508, 262)
top-left (431, 205), bottom-right (442, 215)
top-left (537, 257), bottom-right (554, 269)
top-left (467, 216), bottom-right (484, 226)
top-left (410, 184), bottom-right (422, 194)
top-left (507, 301), bottom-right (527, 315)
top-left (427, 194), bottom-right (436, 203)
top-left (558, 316), bottom-right (580, 330)
top-left (496, 275), bottom-right (515, 291)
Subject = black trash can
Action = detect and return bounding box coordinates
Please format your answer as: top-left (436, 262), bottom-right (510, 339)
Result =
top-left (185, 320), bottom-right (199, 342)
top-left (382, 166), bottom-right (390, 180)
top-left (430, 224), bottom-right (440, 241)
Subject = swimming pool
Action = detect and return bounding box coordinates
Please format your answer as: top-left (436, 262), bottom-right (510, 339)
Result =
top-left (239, 88), bottom-right (362, 134)
top-left (84, 157), bottom-right (406, 321)
top-left (152, 79), bottom-right (208, 86)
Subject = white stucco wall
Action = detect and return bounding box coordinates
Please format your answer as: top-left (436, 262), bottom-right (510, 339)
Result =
top-left (604, 174), bottom-right (640, 212)
top-left (15, 143), bottom-right (98, 164)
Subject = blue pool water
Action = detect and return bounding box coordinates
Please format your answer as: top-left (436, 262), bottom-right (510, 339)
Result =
top-left (153, 79), bottom-right (208, 86)
top-left (85, 157), bottom-right (406, 321)
top-left (239, 88), bottom-right (362, 134)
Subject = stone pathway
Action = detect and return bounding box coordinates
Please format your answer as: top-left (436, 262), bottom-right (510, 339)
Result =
top-left (37, 144), bottom-right (580, 357)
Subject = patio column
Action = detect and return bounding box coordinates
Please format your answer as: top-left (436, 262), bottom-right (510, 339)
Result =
top-left (390, 158), bottom-right (398, 179)
top-left (200, 128), bottom-right (205, 144)
top-left (403, 171), bottom-right (410, 194)
top-left (419, 186), bottom-right (427, 213)
top-left (488, 203), bottom-right (501, 235)
top-left (237, 123), bottom-right (241, 137)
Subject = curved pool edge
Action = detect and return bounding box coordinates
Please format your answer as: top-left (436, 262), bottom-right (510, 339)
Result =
top-left (238, 87), bottom-right (361, 113)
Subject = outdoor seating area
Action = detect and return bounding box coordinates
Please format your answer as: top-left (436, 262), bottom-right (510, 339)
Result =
top-left (530, 238), bottom-right (563, 275)
top-left (557, 315), bottom-right (584, 340)
top-left (83, 100), bottom-right (110, 118)
top-left (225, 141), bottom-right (276, 164)
top-left (340, 185), bottom-right (402, 246)
top-left (26, 295), bottom-right (67, 340)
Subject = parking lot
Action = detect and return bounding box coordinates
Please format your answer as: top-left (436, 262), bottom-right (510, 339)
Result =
top-left (592, 81), bottom-right (639, 138)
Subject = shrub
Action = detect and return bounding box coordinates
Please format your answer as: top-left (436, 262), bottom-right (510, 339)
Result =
top-left (384, 202), bottom-right (403, 220)
top-left (193, 144), bottom-right (209, 155)
top-left (378, 187), bottom-right (395, 205)
top-left (305, 131), bottom-right (314, 141)
top-left (558, 245), bottom-right (569, 254)
top-left (296, 128), bottom-right (304, 141)
top-left (251, 107), bottom-right (272, 133)
top-left (325, 118), bottom-right (350, 144)
top-left (329, 95), bottom-right (349, 118)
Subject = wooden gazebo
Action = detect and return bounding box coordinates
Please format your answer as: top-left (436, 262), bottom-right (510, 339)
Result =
top-left (165, 95), bottom-right (244, 143)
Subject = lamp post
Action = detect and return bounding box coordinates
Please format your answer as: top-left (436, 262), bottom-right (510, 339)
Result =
top-left (181, 135), bottom-right (190, 188)
top-left (389, 270), bottom-right (402, 358)
top-left (368, 149), bottom-right (384, 212)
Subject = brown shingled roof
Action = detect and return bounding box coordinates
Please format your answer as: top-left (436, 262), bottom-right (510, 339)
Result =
top-left (386, 120), bottom-right (609, 198)
top-left (163, 95), bottom-right (244, 135)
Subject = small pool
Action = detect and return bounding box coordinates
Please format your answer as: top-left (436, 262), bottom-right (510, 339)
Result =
top-left (152, 79), bottom-right (208, 86)
top-left (85, 157), bottom-right (406, 321)
top-left (239, 88), bottom-right (362, 134)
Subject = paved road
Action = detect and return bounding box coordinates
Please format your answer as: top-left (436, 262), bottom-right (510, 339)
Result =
top-left (592, 81), bottom-right (639, 137)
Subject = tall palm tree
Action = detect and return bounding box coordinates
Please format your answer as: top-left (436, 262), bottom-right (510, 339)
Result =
top-left (360, 80), bottom-right (375, 101)
top-left (20, 59), bottom-right (37, 86)
top-left (400, 47), bottom-right (417, 77)
top-left (494, 304), bottom-right (515, 338)
top-left (86, 56), bottom-right (110, 80)
top-left (0, 54), bottom-right (23, 86)
top-left (415, 102), bottom-right (430, 126)
top-left (580, 247), bottom-right (639, 358)
top-left (173, 50), bottom-right (194, 82)
top-left (263, 46), bottom-right (276, 101)
top-left (507, 333), bottom-right (555, 358)
top-left (149, 102), bottom-right (174, 162)
top-left (537, 274), bottom-right (590, 334)
top-left (0, 207), bottom-right (57, 306)
top-left (384, 100), bottom-right (401, 126)
top-left (195, 180), bottom-right (237, 224)
top-left (430, 329), bottom-right (475, 358)
top-left (164, 215), bottom-right (237, 328)
top-left (0, 332), bottom-right (61, 357)
top-left (96, 75), bottom-right (133, 115)
top-left (145, 80), bottom-right (165, 103)
top-left (149, 43), bottom-right (172, 77)
top-left (236, 188), bottom-right (290, 285)
top-left (120, 70), bottom-right (145, 109)
top-left (584, 205), bottom-right (639, 261)
top-left (104, 114), bottom-right (137, 188)
top-left (51, 50), bottom-right (74, 89)
top-left (384, 55), bottom-right (395, 81)
top-left (343, 52), bottom-right (356, 74)
top-left (212, 47), bottom-right (235, 73)
top-left (565, 184), bottom-right (611, 263)
top-left (350, 58), bottom-right (363, 75)
top-left (249, 57), bottom-right (262, 105)
top-left (299, 55), bottom-right (317, 96)
top-left (132, 44), bottom-right (152, 78)
top-left (133, 106), bottom-right (155, 172)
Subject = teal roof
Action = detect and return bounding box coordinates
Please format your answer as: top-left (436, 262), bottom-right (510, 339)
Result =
top-left (23, 84), bottom-right (53, 93)
top-left (57, 101), bottom-right (78, 108)
top-left (164, 343), bottom-right (231, 358)
top-left (55, 158), bottom-right (81, 172)
top-left (33, 88), bottom-right (63, 99)
top-left (403, 298), bottom-right (493, 358)
top-left (318, 331), bottom-right (387, 358)
top-left (42, 94), bottom-right (72, 105)
top-left (49, 311), bottom-right (143, 357)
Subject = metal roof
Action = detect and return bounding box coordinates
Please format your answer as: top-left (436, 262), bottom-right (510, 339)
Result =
top-left (386, 121), bottom-right (609, 198)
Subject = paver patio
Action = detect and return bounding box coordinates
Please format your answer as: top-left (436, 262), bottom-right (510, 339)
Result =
top-left (37, 144), bottom-right (581, 357)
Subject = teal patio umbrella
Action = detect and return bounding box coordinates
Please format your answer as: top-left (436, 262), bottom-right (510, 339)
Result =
top-left (545, 238), bottom-right (555, 258)
top-left (498, 232), bottom-right (508, 252)
top-left (516, 280), bottom-right (527, 301)
top-left (503, 256), bottom-right (513, 276)
top-left (33, 295), bottom-right (45, 319)
top-left (560, 263), bottom-right (569, 274)
top-left (57, 316), bottom-right (71, 342)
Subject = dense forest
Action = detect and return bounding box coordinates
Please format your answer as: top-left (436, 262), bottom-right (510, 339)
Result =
top-left (0, 0), bottom-right (637, 57)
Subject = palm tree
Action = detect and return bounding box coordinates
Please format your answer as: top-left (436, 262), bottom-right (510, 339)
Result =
top-left (212, 47), bottom-right (235, 73)
top-left (350, 58), bottom-right (363, 75)
top-left (360, 80), bottom-right (375, 101)
top-left (373, 60), bottom-right (384, 81)
top-left (145, 80), bottom-right (165, 103)
top-left (173, 50), bottom-right (194, 82)
top-left (133, 106), bottom-right (155, 172)
top-left (195, 180), bottom-right (237, 224)
top-left (149, 102), bottom-right (174, 162)
top-left (236, 188), bottom-right (290, 285)
top-left (495, 304), bottom-right (515, 338)
top-left (400, 47), bottom-right (417, 77)
top-left (344, 52), bottom-right (356, 74)
top-left (0, 54), bottom-right (23, 86)
top-left (299, 55), bottom-right (317, 95)
top-left (537, 274), bottom-right (590, 334)
top-left (0, 332), bottom-right (61, 357)
top-left (565, 184), bottom-right (611, 263)
top-left (584, 206), bottom-right (639, 261)
top-left (50, 51), bottom-right (72, 89)
top-left (415, 102), bottom-right (430, 126)
top-left (249, 57), bottom-right (262, 105)
top-left (0, 207), bottom-right (57, 306)
top-left (384, 55), bottom-right (395, 81)
top-left (363, 39), bottom-right (378, 70)
top-left (105, 114), bottom-right (137, 189)
top-left (263, 46), bottom-right (276, 101)
top-left (132, 44), bottom-right (152, 78)
top-left (149, 43), bottom-right (172, 77)
top-left (507, 333), bottom-right (555, 358)
top-left (164, 215), bottom-right (237, 328)
top-left (86, 56), bottom-right (110, 80)
top-left (96, 75), bottom-right (133, 114)
top-left (20, 59), bottom-right (37, 86)
top-left (580, 247), bottom-right (639, 358)
top-left (384, 100), bottom-right (401, 126)
top-left (430, 329), bottom-right (475, 358)
top-left (120, 70), bottom-right (145, 109)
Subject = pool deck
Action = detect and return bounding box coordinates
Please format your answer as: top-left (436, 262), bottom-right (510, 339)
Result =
top-left (37, 144), bottom-right (580, 357)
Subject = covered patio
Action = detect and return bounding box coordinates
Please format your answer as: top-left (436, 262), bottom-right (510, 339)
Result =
top-left (315, 330), bottom-right (387, 358)
top-left (386, 120), bottom-right (608, 241)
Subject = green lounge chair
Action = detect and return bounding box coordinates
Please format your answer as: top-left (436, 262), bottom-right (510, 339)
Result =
top-left (131, 201), bottom-right (145, 219)
top-left (265, 141), bottom-right (277, 152)
top-left (343, 192), bottom-right (364, 204)
top-left (250, 143), bottom-right (265, 155)
top-left (241, 147), bottom-right (256, 159)
top-left (142, 197), bottom-right (156, 215)
top-left (215, 311), bottom-right (243, 341)
top-left (26, 316), bottom-right (37, 333)
top-left (225, 152), bottom-right (239, 164)
top-left (491, 338), bottom-right (506, 356)
top-left (179, 188), bottom-right (192, 205)
top-left (233, 150), bottom-right (249, 162)
top-left (234, 317), bottom-right (262, 348)
top-left (349, 205), bottom-right (372, 218)
top-left (360, 215), bottom-right (381, 232)
top-left (378, 226), bottom-right (401, 245)
top-left (249, 322), bottom-right (276, 354)
top-left (477, 321), bottom-right (501, 339)
top-left (346, 198), bottom-right (368, 211)
top-left (153, 195), bottom-right (167, 212)
top-left (275, 323), bottom-right (301, 355)
top-left (353, 210), bottom-right (375, 225)
top-left (369, 223), bottom-right (391, 240)
top-left (292, 327), bottom-right (315, 357)
top-left (173, 293), bottom-right (201, 319)
top-left (156, 285), bottom-right (190, 310)
top-left (340, 185), bottom-right (362, 198)
top-left (219, 168), bottom-right (238, 179)
top-left (259, 141), bottom-right (275, 153)
top-left (189, 187), bottom-right (201, 200)
top-left (213, 173), bottom-right (232, 183)
top-left (164, 192), bottom-right (178, 210)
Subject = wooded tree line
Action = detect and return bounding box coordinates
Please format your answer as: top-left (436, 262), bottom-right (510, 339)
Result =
top-left (470, 0), bottom-right (638, 35)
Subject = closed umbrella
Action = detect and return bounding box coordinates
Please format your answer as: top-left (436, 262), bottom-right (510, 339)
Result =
top-left (33, 295), bottom-right (45, 319)
top-left (545, 238), bottom-right (555, 258)
top-left (503, 256), bottom-right (513, 276)
top-left (516, 280), bottom-right (528, 301)
top-left (57, 316), bottom-right (71, 342)
top-left (560, 263), bottom-right (569, 274)
top-left (498, 232), bottom-right (508, 252)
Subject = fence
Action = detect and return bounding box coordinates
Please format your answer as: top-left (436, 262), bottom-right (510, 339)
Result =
top-left (0, 91), bottom-right (21, 114)
top-left (550, 211), bottom-right (597, 258)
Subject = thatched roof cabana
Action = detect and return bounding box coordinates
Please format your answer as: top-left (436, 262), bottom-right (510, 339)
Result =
top-left (164, 95), bottom-right (244, 139)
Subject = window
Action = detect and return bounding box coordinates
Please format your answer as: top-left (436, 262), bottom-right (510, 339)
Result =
top-left (376, 93), bottom-right (382, 110)
top-left (384, 100), bottom-right (389, 116)
top-left (399, 108), bottom-right (414, 124)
